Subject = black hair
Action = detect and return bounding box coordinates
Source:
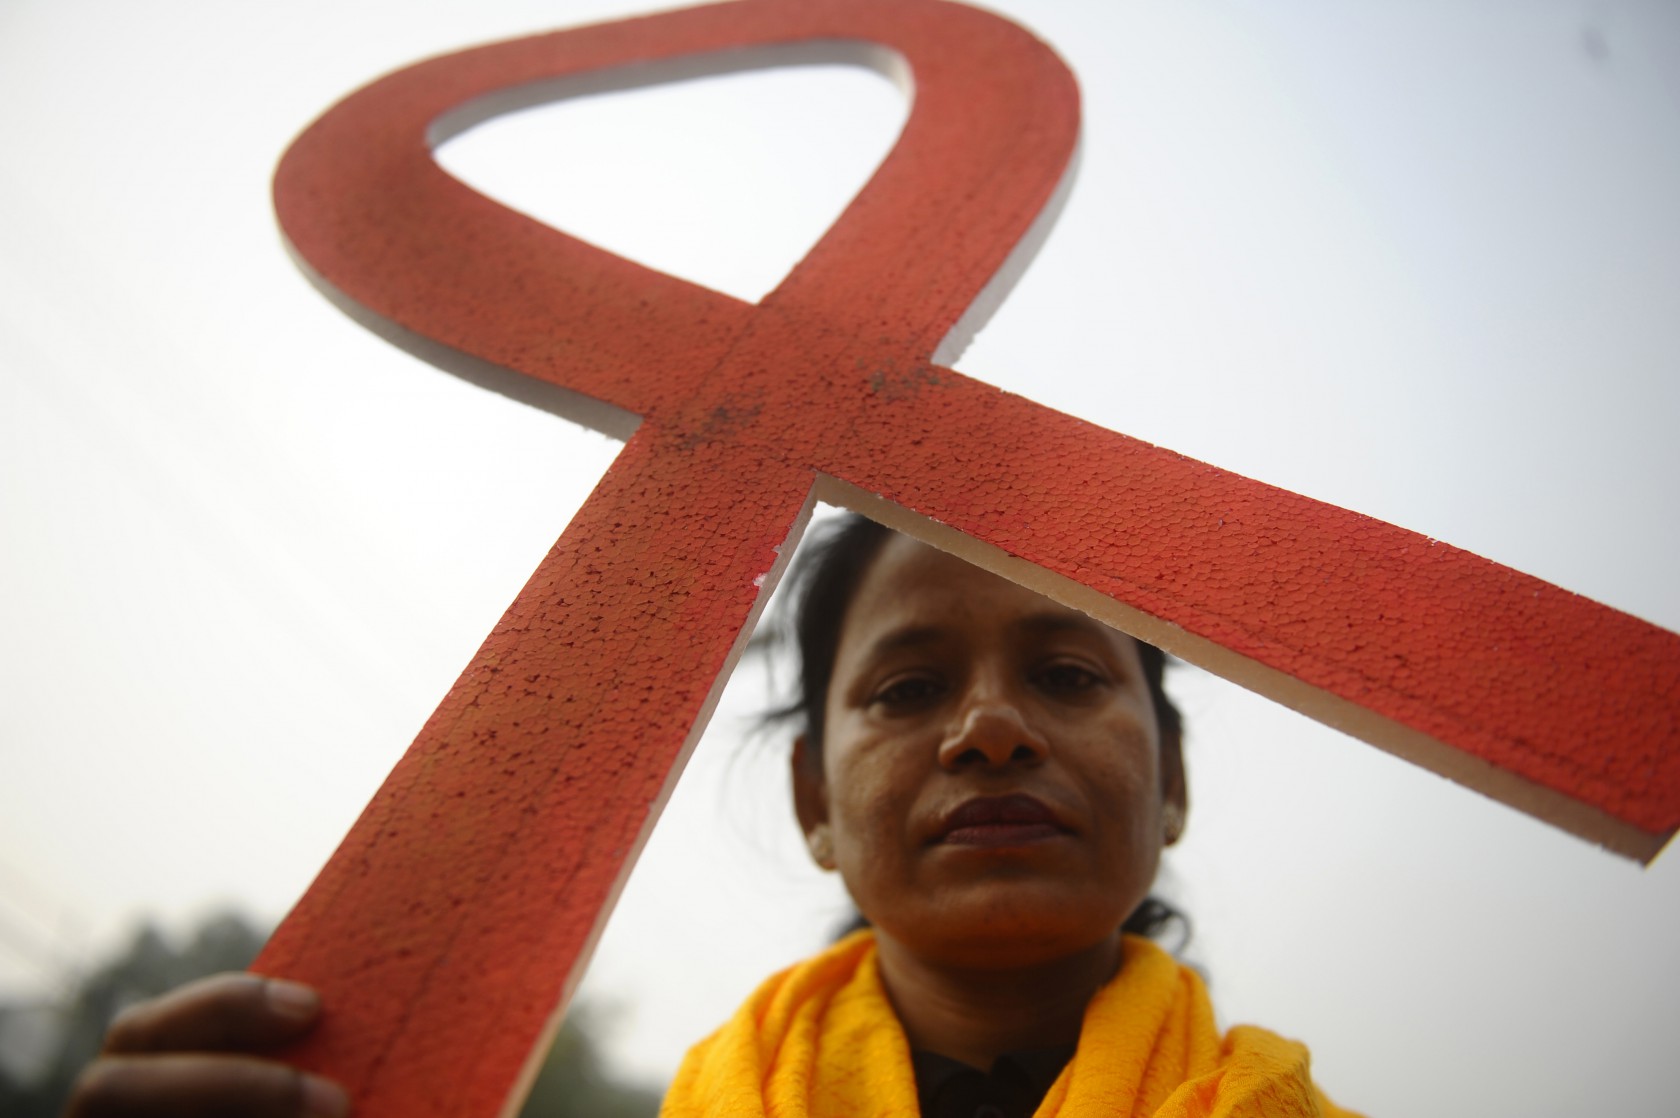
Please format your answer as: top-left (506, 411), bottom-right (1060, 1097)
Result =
top-left (764, 512), bottom-right (1189, 944)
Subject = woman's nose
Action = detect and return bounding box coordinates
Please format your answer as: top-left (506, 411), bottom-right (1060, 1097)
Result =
top-left (937, 694), bottom-right (1050, 770)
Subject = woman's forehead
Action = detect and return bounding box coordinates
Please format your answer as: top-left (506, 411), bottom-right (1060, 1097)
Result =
top-left (853, 536), bottom-right (1040, 607)
top-left (838, 536), bottom-right (1130, 655)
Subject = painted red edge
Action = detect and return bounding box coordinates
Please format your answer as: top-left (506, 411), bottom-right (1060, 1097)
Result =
top-left (260, 1), bottom-right (1680, 1115)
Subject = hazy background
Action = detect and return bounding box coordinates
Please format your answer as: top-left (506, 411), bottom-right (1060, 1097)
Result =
top-left (3, 1), bottom-right (1678, 1114)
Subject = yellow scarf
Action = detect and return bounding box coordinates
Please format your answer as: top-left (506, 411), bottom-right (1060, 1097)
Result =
top-left (661, 932), bottom-right (1361, 1118)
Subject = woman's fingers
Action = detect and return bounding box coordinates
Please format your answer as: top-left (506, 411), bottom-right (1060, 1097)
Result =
top-left (102, 973), bottom-right (321, 1054)
top-left (67, 1054), bottom-right (348, 1118)
top-left (64, 973), bottom-right (348, 1117)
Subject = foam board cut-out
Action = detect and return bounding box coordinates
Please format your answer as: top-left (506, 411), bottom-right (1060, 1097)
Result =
top-left (259, 1), bottom-right (1680, 1115)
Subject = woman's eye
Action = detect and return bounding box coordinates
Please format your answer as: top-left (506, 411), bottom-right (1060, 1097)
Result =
top-left (1035, 662), bottom-right (1105, 694)
top-left (871, 675), bottom-right (944, 708)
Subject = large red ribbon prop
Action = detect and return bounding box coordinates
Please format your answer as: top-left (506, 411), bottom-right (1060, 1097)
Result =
top-left (261, 1), bottom-right (1680, 1114)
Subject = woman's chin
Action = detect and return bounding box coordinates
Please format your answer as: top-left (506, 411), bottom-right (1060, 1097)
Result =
top-left (873, 889), bottom-right (1131, 972)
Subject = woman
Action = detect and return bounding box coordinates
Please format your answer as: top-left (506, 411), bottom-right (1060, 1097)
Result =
top-left (66, 516), bottom-right (1358, 1117)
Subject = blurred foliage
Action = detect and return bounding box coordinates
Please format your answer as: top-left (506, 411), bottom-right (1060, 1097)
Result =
top-left (0, 911), bottom-right (661, 1118)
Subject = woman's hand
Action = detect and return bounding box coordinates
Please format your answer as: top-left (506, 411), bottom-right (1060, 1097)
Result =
top-left (64, 973), bottom-right (349, 1118)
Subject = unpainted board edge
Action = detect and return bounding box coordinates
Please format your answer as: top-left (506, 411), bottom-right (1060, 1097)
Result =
top-left (929, 136), bottom-right (1081, 369)
top-left (817, 476), bottom-right (1673, 867)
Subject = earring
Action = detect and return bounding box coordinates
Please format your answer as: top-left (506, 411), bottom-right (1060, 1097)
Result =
top-left (1161, 803), bottom-right (1185, 844)
top-left (807, 824), bottom-right (836, 870)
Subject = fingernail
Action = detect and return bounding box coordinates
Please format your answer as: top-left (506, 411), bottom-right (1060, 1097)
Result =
top-left (264, 978), bottom-right (321, 1021)
top-left (302, 1074), bottom-right (350, 1118)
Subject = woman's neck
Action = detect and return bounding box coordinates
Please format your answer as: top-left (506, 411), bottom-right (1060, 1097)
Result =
top-left (872, 930), bottom-right (1125, 1070)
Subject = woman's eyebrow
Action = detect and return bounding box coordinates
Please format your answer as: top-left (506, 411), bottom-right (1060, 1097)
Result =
top-left (1012, 612), bottom-right (1114, 644)
top-left (861, 624), bottom-right (948, 661)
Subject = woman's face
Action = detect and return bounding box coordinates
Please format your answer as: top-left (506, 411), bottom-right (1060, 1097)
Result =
top-left (794, 536), bottom-right (1185, 970)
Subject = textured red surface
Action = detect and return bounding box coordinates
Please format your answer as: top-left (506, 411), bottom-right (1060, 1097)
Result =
top-left (262, 1), bottom-right (1680, 1114)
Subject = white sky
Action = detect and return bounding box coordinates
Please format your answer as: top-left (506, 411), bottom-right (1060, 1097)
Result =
top-left (3, 1), bottom-right (1678, 1115)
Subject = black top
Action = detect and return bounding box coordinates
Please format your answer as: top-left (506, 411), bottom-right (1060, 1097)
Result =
top-left (912, 1044), bottom-right (1076, 1118)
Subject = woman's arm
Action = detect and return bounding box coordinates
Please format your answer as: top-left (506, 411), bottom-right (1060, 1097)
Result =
top-left (64, 973), bottom-right (348, 1118)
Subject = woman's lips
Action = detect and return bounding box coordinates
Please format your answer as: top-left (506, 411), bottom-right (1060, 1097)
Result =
top-left (936, 793), bottom-right (1070, 847)
top-left (942, 821), bottom-right (1066, 846)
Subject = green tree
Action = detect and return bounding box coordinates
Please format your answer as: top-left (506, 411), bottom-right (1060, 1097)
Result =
top-left (518, 1002), bottom-right (663, 1118)
top-left (0, 912), bottom-right (660, 1118)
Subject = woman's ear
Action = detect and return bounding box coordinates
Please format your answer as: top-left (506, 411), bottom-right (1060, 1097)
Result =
top-left (1159, 724), bottom-right (1188, 846)
top-left (791, 736), bottom-right (835, 869)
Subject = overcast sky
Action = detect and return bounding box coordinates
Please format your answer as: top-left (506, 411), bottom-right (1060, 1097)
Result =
top-left (3, 1), bottom-right (1678, 1115)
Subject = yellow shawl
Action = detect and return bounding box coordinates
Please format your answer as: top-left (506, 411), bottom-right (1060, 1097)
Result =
top-left (661, 932), bottom-right (1361, 1118)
